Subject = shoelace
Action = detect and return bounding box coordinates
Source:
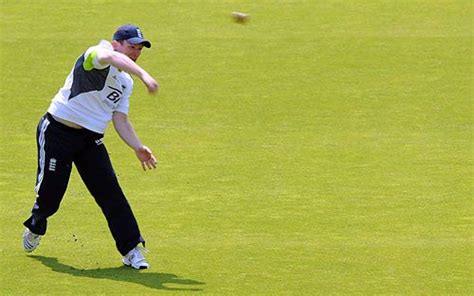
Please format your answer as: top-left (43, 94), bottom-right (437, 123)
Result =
top-left (128, 246), bottom-right (149, 260)
top-left (135, 246), bottom-right (149, 257)
top-left (26, 232), bottom-right (40, 242)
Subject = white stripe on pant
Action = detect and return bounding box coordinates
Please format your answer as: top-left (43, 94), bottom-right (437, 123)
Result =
top-left (34, 117), bottom-right (50, 194)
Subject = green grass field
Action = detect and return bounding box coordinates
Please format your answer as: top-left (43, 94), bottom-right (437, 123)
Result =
top-left (0, 0), bottom-right (472, 294)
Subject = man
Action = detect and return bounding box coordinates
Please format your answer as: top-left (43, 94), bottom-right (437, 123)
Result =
top-left (22, 24), bottom-right (158, 269)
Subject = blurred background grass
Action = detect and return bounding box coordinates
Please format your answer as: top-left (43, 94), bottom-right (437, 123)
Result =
top-left (0, 0), bottom-right (472, 294)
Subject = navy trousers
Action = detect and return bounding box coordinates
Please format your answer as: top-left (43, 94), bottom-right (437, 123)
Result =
top-left (23, 113), bottom-right (144, 256)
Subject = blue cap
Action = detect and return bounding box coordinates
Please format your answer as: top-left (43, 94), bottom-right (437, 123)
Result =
top-left (113, 24), bottom-right (151, 48)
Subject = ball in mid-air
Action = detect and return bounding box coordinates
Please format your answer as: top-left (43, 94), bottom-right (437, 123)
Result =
top-left (231, 12), bottom-right (249, 24)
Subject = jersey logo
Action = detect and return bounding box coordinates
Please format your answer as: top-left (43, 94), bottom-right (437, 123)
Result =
top-left (49, 158), bottom-right (57, 171)
top-left (106, 86), bottom-right (123, 103)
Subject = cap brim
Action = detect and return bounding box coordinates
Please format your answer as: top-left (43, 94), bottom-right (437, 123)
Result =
top-left (127, 37), bottom-right (151, 48)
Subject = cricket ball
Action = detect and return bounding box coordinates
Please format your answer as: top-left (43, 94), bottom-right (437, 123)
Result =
top-left (231, 12), bottom-right (249, 24)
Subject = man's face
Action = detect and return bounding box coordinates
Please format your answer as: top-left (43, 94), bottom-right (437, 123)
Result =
top-left (113, 40), bottom-right (144, 62)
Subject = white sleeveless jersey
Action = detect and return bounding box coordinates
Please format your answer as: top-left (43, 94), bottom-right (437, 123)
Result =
top-left (48, 40), bottom-right (133, 134)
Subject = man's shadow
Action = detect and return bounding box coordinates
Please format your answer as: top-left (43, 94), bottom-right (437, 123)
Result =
top-left (29, 255), bottom-right (205, 291)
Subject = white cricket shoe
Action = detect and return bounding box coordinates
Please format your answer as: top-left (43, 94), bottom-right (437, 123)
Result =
top-left (122, 247), bottom-right (150, 269)
top-left (23, 228), bottom-right (41, 253)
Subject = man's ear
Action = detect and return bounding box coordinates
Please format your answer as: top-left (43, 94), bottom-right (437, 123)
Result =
top-left (111, 40), bottom-right (121, 50)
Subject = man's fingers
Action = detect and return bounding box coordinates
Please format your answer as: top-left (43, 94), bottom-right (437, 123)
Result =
top-left (141, 158), bottom-right (157, 171)
top-left (144, 77), bottom-right (159, 94)
top-left (148, 82), bottom-right (159, 94)
top-left (149, 158), bottom-right (157, 169)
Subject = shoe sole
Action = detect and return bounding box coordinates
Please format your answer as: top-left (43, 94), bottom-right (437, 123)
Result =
top-left (122, 260), bottom-right (149, 270)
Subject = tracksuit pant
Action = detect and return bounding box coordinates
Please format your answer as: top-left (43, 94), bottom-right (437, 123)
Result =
top-left (23, 113), bottom-right (144, 256)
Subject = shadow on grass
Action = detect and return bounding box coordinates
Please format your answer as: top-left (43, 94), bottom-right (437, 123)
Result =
top-left (29, 255), bottom-right (205, 291)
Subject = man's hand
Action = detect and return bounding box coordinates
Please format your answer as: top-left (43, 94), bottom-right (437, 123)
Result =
top-left (141, 72), bottom-right (159, 94)
top-left (135, 145), bottom-right (158, 171)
